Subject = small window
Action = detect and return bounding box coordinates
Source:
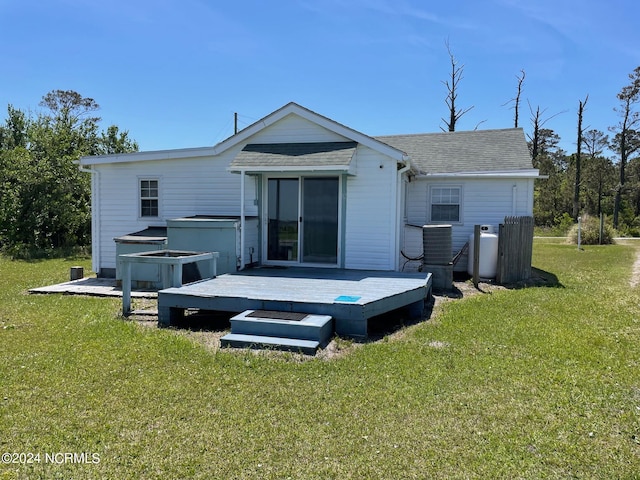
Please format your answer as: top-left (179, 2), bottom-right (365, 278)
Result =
top-left (140, 179), bottom-right (159, 217)
top-left (430, 186), bottom-right (461, 223)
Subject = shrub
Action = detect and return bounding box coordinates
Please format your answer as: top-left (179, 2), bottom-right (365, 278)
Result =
top-left (567, 214), bottom-right (616, 245)
top-left (553, 212), bottom-right (575, 236)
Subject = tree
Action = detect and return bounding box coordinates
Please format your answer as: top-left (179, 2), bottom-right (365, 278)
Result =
top-left (530, 129), bottom-right (572, 226)
top-left (503, 69), bottom-right (526, 128)
top-left (440, 40), bottom-right (473, 132)
top-left (527, 103), bottom-right (564, 164)
top-left (0, 90), bottom-right (138, 255)
top-left (39, 89), bottom-right (100, 130)
top-left (611, 66), bottom-right (640, 229)
top-left (582, 129), bottom-right (614, 216)
top-left (0, 105), bottom-right (29, 150)
top-left (98, 125), bottom-right (139, 155)
top-left (573, 95), bottom-right (589, 220)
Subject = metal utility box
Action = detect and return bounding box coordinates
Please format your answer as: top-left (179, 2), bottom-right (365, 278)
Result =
top-left (166, 216), bottom-right (259, 276)
top-left (114, 227), bottom-right (167, 289)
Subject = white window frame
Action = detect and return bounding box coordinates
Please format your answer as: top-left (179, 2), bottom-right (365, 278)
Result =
top-left (428, 184), bottom-right (463, 224)
top-left (139, 177), bottom-right (160, 219)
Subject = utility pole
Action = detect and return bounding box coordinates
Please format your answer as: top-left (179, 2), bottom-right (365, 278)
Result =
top-left (234, 112), bottom-right (238, 134)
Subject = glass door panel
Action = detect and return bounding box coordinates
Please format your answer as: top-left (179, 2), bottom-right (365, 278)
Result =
top-left (302, 177), bottom-right (339, 264)
top-left (267, 178), bottom-right (299, 261)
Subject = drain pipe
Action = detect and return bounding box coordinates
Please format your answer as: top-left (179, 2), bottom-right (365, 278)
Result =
top-left (240, 170), bottom-right (246, 270)
top-left (77, 162), bottom-right (100, 275)
top-left (395, 158), bottom-right (412, 270)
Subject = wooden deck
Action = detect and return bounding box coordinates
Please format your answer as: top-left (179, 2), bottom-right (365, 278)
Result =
top-left (29, 277), bottom-right (157, 298)
top-left (158, 268), bottom-right (432, 338)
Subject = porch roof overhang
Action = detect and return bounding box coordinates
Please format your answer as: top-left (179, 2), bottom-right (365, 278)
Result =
top-left (228, 141), bottom-right (358, 175)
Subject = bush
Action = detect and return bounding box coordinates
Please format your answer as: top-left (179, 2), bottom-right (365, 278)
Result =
top-left (553, 213), bottom-right (575, 236)
top-left (567, 215), bottom-right (616, 245)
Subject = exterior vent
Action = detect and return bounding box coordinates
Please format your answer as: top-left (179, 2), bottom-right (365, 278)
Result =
top-left (423, 225), bottom-right (452, 265)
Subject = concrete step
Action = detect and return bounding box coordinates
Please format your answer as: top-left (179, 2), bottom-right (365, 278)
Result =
top-left (229, 310), bottom-right (333, 345)
top-left (220, 333), bottom-right (320, 355)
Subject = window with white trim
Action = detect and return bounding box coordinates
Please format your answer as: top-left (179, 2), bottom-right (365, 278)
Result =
top-left (430, 185), bottom-right (461, 223)
top-left (140, 179), bottom-right (159, 217)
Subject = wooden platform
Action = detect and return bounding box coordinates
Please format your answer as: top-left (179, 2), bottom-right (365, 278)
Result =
top-left (29, 277), bottom-right (157, 298)
top-left (220, 310), bottom-right (334, 355)
top-left (158, 268), bottom-right (432, 338)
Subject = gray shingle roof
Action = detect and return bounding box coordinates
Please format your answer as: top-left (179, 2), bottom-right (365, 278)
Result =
top-left (375, 128), bottom-right (533, 174)
top-left (230, 141), bottom-right (357, 170)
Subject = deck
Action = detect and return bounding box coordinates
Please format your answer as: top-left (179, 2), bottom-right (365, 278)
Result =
top-left (158, 267), bottom-right (432, 338)
top-left (29, 277), bottom-right (157, 299)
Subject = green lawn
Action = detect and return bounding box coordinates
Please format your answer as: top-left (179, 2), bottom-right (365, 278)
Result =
top-left (1, 243), bottom-right (639, 479)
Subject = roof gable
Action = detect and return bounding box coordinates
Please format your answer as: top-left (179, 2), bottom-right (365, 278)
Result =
top-left (376, 128), bottom-right (534, 175)
top-left (215, 102), bottom-right (407, 163)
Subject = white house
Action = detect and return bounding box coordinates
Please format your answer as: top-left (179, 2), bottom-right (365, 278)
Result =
top-left (79, 102), bottom-right (538, 279)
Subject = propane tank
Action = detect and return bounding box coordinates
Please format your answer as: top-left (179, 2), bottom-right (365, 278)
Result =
top-left (467, 225), bottom-right (499, 278)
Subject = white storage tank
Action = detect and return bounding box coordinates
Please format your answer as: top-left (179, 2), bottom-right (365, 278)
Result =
top-left (467, 225), bottom-right (499, 279)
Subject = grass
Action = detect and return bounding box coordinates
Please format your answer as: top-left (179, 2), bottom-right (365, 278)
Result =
top-left (1, 243), bottom-right (640, 479)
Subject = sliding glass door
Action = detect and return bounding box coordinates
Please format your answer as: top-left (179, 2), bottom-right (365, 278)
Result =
top-left (302, 177), bottom-right (339, 264)
top-left (266, 176), bottom-right (339, 265)
top-left (267, 178), bottom-right (299, 261)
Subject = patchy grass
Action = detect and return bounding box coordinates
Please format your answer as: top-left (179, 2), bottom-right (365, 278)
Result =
top-left (1, 243), bottom-right (639, 479)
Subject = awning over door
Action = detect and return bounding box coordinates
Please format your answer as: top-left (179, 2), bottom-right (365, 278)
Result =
top-left (229, 141), bottom-right (357, 174)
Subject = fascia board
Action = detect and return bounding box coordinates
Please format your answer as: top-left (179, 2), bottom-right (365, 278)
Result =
top-left (228, 165), bottom-right (354, 174)
top-left (79, 146), bottom-right (217, 166)
top-left (418, 169), bottom-right (540, 179)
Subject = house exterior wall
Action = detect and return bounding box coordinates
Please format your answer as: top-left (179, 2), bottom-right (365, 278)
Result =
top-left (402, 177), bottom-right (534, 272)
top-left (87, 109), bottom-right (535, 277)
top-left (90, 113), bottom-right (401, 275)
top-left (344, 146), bottom-right (398, 270)
top-left (247, 116), bottom-right (400, 271)
top-left (91, 154), bottom-right (258, 274)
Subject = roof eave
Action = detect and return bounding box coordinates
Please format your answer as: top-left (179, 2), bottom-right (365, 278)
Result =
top-left (417, 169), bottom-right (540, 179)
top-left (79, 146), bottom-right (217, 166)
top-left (228, 164), bottom-right (356, 175)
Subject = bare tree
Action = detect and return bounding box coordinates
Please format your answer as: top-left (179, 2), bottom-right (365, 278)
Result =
top-left (440, 40), bottom-right (473, 132)
top-left (503, 69), bottom-right (526, 128)
top-left (573, 95), bottom-right (589, 220)
top-left (527, 102), bottom-right (565, 163)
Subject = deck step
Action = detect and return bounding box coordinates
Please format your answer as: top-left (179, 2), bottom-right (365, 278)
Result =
top-left (220, 333), bottom-right (320, 355)
top-left (229, 310), bottom-right (333, 344)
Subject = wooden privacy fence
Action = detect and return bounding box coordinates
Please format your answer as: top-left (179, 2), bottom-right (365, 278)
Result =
top-left (496, 216), bottom-right (534, 284)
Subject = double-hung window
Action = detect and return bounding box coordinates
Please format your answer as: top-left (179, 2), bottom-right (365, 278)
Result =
top-left (140, 179), bottom-right (159, 218)
top-left (430, 185), bottom-right (461, 223)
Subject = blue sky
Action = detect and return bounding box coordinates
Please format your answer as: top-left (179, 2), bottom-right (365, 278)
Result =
top-left (0, 0), bottom-right (638, 155)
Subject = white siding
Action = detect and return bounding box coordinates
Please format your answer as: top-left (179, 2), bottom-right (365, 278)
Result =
top-left (92, 115), bottom-right (404, 274)
top-left (243, 217), bottom-right (260, 266)
top-left (249, 114), bottom-right (404, 270)
top-left (94, 154), bottom-right (257, 272)
top-left (403, 177), bottom-right (534, 271)
top-left (251, 114), bottom-right (347, 143)
top-left (344, 146), bottom-right (398, 270)
top-left (93, 114), bottom-right (348, 273)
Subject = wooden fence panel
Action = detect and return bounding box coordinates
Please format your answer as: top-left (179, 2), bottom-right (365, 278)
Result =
top-left (497, 216), bottom-right (534, 284)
